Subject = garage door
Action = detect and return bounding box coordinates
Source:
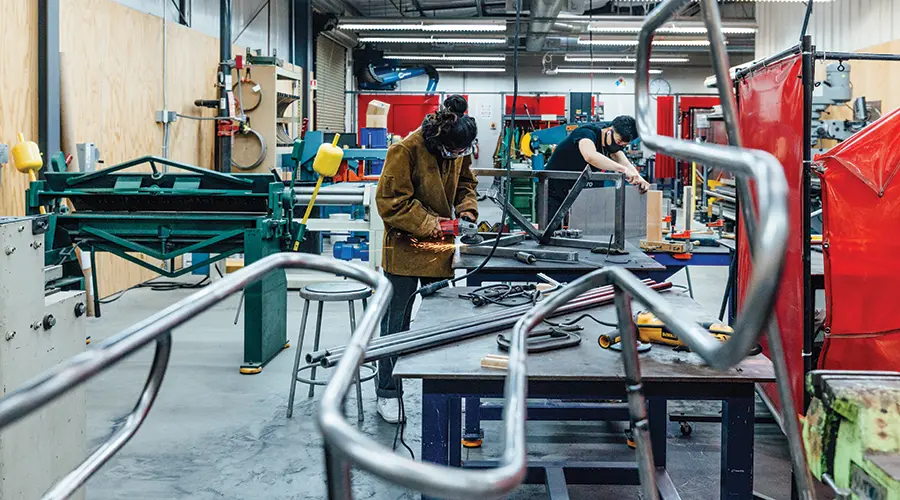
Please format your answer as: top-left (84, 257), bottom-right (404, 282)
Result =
top-left (316, 35), bottom-right (347, 132)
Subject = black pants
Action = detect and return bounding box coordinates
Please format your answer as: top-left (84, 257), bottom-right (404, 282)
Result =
top-left (377, 272), bottom-right (442, 398)
top-left (545, 192), bottom-right (567, 234)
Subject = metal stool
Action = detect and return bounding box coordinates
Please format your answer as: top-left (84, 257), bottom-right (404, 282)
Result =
top-left (287, 281), bottom-right (376, 422)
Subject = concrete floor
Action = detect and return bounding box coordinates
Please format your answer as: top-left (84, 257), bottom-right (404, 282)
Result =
top-left (80, 263), bottom-right (805, 500)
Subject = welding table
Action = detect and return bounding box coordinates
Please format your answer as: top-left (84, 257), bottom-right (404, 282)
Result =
top-left (395, 287), bottom-right (775, 500)
top-left (453, 240), bottom-right (666, 285)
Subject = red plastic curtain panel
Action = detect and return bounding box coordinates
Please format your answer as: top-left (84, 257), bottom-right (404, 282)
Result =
top-left (816, 106), bottom-right (900, 371)
top-left (736, 55), bottom-right (806, 415)
top-left (655, 95), bottom-right (676, 179)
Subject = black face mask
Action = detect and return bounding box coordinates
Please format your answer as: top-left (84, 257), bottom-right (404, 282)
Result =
top-left (605, 130), bottom-right (624, 154)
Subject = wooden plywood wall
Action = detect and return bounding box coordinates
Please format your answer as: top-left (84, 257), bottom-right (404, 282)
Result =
top-left (845, 40), bottom-right (900, 116)
top-left (0, 0), bottom-right (38, 217)
top-left (58, 0), bottom-right (231, 297)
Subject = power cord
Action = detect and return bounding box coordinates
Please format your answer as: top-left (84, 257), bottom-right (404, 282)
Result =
top-left (98, 275), bottom-right (210, 304)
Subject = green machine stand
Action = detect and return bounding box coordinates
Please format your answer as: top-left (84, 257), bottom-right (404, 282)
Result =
top-left (804, 370), bottom-right (900, 499)
top-left (27, 156), bottom-right (299, 373)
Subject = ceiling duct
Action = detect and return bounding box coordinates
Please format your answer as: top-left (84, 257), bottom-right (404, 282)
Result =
top-left (526, 0), bottom-right (567, 52)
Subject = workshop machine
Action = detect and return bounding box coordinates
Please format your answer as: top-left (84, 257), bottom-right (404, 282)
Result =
top-left (804, 371), bottom-right (900, 499)
top-left (0, 216), bottom-right (87, 499)
top-left (27, 151), bottom-right (386, 372)
top-left (812, 63), bottom-right (875, 152)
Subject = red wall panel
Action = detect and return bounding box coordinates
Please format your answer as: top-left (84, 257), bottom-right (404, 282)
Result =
top-left (504, 95), bottom-right (565, 116)
top-left (736, 55), bottom-right (805, 415)
top-left (817, 106), bottom-right (900, 371)
top-left (655, 95), bottom-right (676, 179)
top-left (356, 94), bottom-right (442, 137)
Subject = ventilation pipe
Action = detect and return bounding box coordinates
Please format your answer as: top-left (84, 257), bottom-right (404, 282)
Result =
top-left (526, 0), bottom-right (567, 52)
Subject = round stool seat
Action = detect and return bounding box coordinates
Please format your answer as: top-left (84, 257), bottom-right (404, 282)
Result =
top-left (300, 281), bottom-right (371, 302)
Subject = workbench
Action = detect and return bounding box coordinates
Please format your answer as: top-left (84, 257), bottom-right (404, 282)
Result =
top-left (453, 240), bottom-right (666, 285)
top-left (394, 286), bottom-right (776, 500)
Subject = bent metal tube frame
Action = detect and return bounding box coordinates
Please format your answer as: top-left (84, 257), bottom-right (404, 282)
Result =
top-left (0, 254), bottom-right (392, 500)
top-left (320, 0), bottom-right (813, 499)
top-left (0, 2), bottom-right (814, 500)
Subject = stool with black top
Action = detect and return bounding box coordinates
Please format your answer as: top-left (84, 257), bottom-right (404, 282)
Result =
top-left (287, 281), bottom-right (376, 422)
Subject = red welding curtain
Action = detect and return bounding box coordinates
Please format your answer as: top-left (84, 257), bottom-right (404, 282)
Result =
top-left (816, 106), bottom-right (900, 371)
top-left (655, 96), bottom-right (676, 179)
top-left (736, 55), bottom-right (805, 415)
top-left (356, 94), bottom-right (443, 137)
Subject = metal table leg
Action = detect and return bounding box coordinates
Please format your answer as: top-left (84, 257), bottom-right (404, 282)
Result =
top-left (421, 380), bottom-right (451, 500)
top-left (463, 397), bottom-right (483, 447)
top-left (449, 397), bottom-right (462, 467)
top-left (721, 386), bottom-right (755, 500)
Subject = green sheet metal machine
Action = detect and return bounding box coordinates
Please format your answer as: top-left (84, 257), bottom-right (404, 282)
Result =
top-left (804, 370), bottom-right (900, 499)
top-left (26, 155), bottom-right (306, 374)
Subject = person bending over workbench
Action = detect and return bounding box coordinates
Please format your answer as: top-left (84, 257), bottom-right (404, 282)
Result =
top-left (374, 95), bottom-right (479, 423)
top-left (544, 116), bottom-right (650, 232)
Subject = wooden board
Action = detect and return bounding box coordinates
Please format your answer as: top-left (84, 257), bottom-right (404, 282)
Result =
top-left (55, 0), bottom-right (241, 297)
top-left (0, 0), bottom-right (38, 217)
top-left (646, 189), bottom-right (663, 242)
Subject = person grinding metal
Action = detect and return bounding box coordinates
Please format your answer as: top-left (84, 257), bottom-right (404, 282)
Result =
top-left (544, 116), bottom-right (650, 232)
top-left (374, 95), bottom-right (479, 423)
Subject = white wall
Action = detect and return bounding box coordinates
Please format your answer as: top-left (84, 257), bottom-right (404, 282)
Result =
top-left (756, 0), bottom-right (900, 57)
top-left (110, 0), bottom-right (293, 57)
top-left (386, 64), bottom-right (716, 169)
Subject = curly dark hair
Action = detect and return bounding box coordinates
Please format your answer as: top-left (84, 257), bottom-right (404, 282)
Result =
top-left (421, 95), bottom-right (478, 154)
top-left (611, 115), bottom-right (639, 143)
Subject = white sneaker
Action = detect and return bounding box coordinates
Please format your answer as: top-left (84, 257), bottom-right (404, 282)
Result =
top-left (376, 397), bottom-right (401, 424)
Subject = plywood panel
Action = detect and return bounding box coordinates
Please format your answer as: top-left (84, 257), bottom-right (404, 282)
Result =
top-left (0, 0), bottom-right (38, 217)
top-left (58, 0), bottom-right (237, 297)
top-left (845, 40), bottom-right (900, 116)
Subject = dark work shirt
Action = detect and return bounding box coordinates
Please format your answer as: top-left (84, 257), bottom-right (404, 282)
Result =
top-left (545, 124), bottom-right (614, 199)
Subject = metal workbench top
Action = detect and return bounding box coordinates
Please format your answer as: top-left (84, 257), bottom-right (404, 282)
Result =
top-left (394, 286), bottom-right (776, 384)
top-left (453, 240), bottom-right (664, 273)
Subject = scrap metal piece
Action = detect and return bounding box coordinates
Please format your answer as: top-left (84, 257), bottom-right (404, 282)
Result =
top-left (460, 244), bottom-right (578, 262)
top-left (474, 234), bottom-right (526, 247)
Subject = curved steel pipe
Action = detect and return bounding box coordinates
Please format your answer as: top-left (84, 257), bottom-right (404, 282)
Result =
top-left (0, 253), bottom-right (389, 500)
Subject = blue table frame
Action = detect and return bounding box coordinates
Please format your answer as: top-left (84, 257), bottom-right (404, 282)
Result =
top-left (396, 288), bottom-right (772, 500)
top-left (415, 379), bottom-right (756, 500)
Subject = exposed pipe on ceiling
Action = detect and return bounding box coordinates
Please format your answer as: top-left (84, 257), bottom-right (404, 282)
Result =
top-left (526, 0), bottom-right (567, 52)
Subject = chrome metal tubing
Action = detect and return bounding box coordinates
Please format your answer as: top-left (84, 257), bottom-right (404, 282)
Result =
top-left (0, 253), bottom-right (390, 500)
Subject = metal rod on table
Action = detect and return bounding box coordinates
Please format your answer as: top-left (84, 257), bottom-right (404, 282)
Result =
top-left (318, 280), bottom-right (665, 368)
top-left (0, 253), bottom-right (391, 500)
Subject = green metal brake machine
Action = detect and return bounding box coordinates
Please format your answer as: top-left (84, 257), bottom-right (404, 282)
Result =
top-left (27, 155), bottom-right (300, 374)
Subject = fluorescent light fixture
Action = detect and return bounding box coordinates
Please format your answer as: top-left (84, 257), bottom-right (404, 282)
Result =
top-left (588, 24), bottom-right (756, 34)
top-left (359, 36), bottom-right (506, 44)
top-left (564, 55), bottom-right (690, 63)
top-left (338, 21), bottom-right (505, 32)
top-left (555, 68), bottom-right (663, 74)
top-left (578, 38), bottom-right (712, 47)
top-left (385, 54), bottom-right (507, 62)
top-left (437, 67), bottom-right (506, 73)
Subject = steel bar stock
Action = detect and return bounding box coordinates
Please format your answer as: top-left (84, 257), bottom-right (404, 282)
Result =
top-left (321, 281), bottom-right (672, 369)
top-left (0, 253), bottom-right (390, 500)
top-left (318, 0), bottom-right (791, 498)
top-left (308, 279), bottom-right (657, 365)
